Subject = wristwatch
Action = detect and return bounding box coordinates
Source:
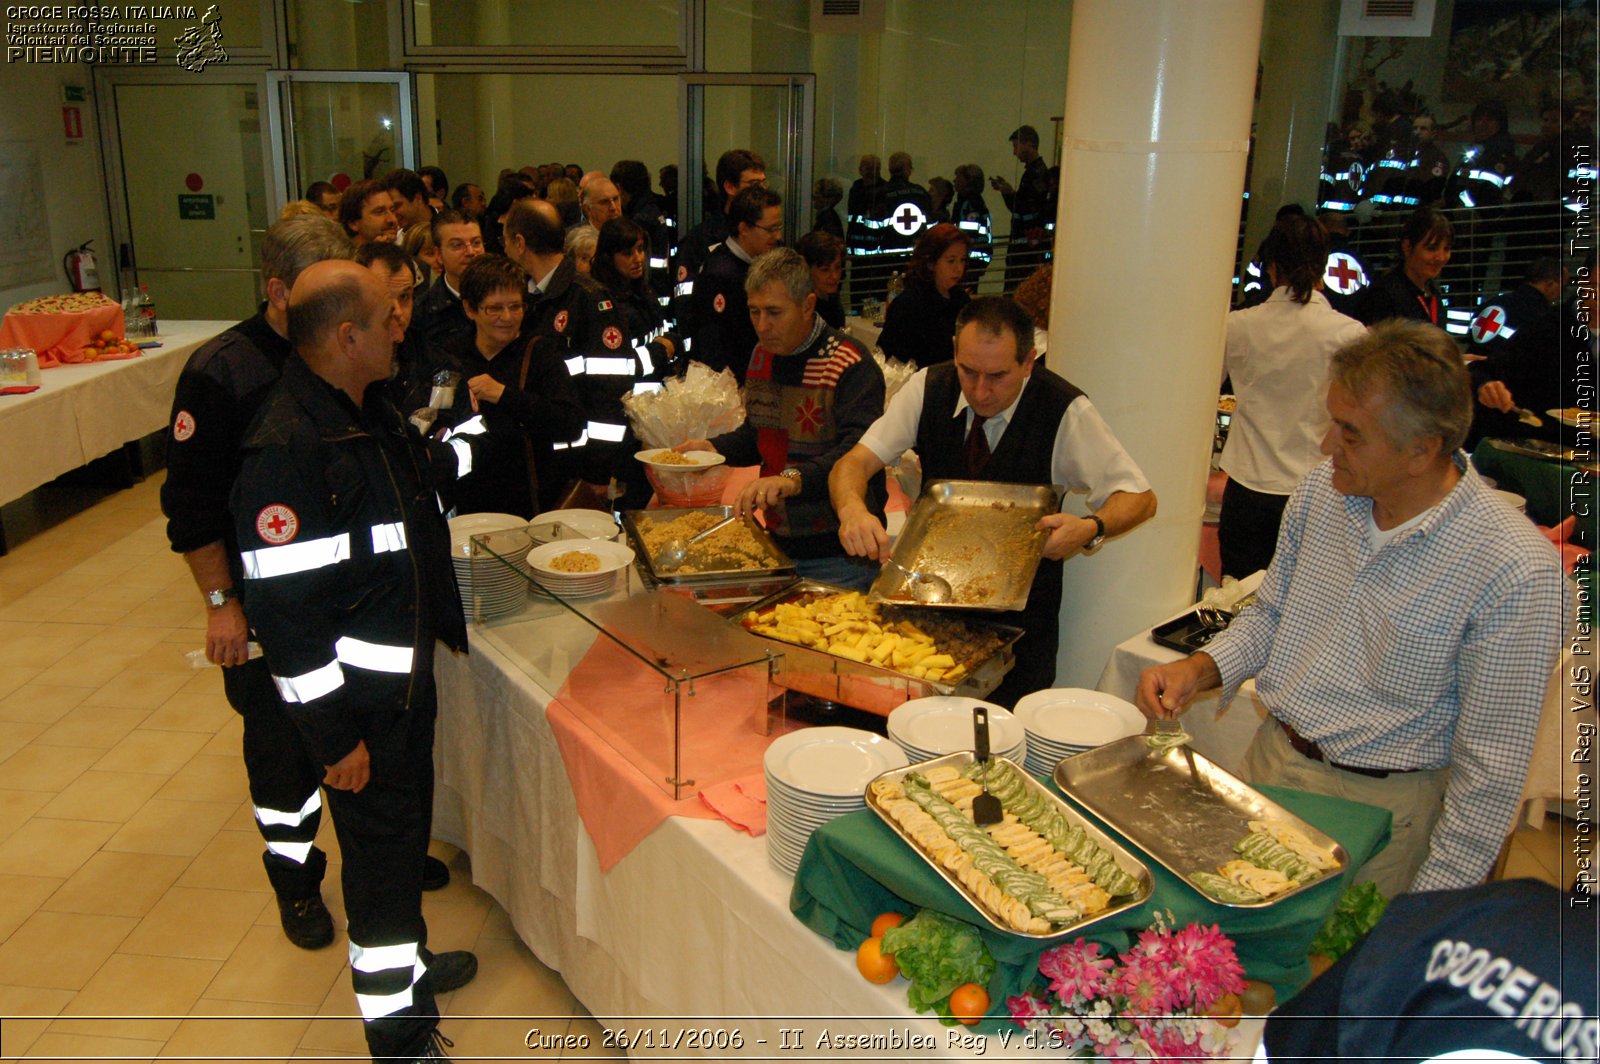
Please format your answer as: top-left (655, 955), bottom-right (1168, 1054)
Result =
top-left (779, 468), bottom-right (802, 491)
top-left (204, 587), bottom-right (237, 609)
top-left (1084, 514), bottom-right (1107, 552)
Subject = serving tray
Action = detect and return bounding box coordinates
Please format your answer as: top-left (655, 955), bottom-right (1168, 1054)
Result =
top-left (1055, 735), bottom-right (1347, 907)
top-left (865, 751), bottom-right (1152, 940)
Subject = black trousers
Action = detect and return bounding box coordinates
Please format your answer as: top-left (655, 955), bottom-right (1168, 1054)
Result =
top-left (320, 669), bottom-right (440, 1062)
top-left (225, 659), bottom-right (327, 900)
top-left (1218, 477), bottom-right (1289, 581)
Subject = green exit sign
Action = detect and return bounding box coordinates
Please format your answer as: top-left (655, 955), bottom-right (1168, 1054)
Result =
top-left (178, 194), bottom-right (215, 220)
top-left (62, 84), bottom-right (87, 103)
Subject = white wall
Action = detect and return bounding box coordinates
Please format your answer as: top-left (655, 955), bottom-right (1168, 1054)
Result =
top-left (0, 62), bottom-right (114, 309)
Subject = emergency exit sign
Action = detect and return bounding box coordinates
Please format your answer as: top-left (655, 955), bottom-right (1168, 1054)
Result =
top-left (178, 194), bottom-right (215, 220)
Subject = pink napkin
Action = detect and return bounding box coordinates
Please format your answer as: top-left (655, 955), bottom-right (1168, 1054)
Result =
top-left (698, 773), bottom-right (768, 836)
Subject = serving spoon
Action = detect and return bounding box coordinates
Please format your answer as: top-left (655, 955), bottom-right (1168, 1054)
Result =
top-left (654, 514), bottom-right (739, 570)
top-left (883, 558), bottom-right (954, 605)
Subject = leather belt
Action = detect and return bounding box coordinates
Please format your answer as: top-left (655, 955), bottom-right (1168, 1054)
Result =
top-left (1276, 717), bottom-right (1418, 780)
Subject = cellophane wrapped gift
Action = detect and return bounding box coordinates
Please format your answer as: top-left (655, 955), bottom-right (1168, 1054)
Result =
top-left (873, 351), bottom-right (922, 498)
top-left (623, 363), bottom-right (746, 505)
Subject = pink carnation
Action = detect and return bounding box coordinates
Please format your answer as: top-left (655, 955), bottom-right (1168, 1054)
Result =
top-left (1147, 1023), bottom-right (1212, 1063)
top-left (1116, 951), bottom-right (1180, 1019)
top-left (1166, 923), bottom-right (1245, 1010)
top-left (1038, 939), bottom-right (1114, 1004)
top-left (1006, 992), bottom-right (1055, 1025)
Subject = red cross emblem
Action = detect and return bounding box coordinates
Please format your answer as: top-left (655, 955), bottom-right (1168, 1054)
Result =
top-left (794, 395), bottom-right (824, 436)
top-left (713, 293), bottom-right (726, 314)
top-left (554, 310), bottom-right (569, 333)
top-left (1470, 305), bottom-right (1507, 343)
top-left (890, 203), bottom-right (926, 237)
top-left (1323, 252), bottom-right (1366, 295)
top-left (602, 326), bottom-right (623, 350)
top-left (255, 504), bottom-right (299, 545)
top-left (172, 410), bottom-right (196, 442)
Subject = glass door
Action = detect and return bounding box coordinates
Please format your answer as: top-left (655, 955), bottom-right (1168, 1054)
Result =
top-left (98, 76), bottom-right (273, 323)
top-left (266, 72), bottom-right (415, 205)
top-left (679, 74), bottom-right (815, 243)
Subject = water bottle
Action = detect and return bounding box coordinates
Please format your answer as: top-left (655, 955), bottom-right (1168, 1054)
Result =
top-left (137, 284), bottom-right (157, 337)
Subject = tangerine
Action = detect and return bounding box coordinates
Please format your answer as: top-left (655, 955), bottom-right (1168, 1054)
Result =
top-left (99, 329), bottom-right (115, 342)
top-left (870, 911), bottom-right (906, 939)
top-left (1207, 990), bottom-right (1242, 1028)
top-left (855, 936), bottom-right (899, 984)
top-left (948, 982), bottom-right (989, 1025)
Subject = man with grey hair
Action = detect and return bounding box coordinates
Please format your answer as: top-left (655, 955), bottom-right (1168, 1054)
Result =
top-left (580, 175), bottom-right (624, 232)
top-left (676, 247), bottom-right (887, 587)
top-left (162, 215), bottom-right (356, 950)
top-left (1137, 320), bottom-right (1567, 897)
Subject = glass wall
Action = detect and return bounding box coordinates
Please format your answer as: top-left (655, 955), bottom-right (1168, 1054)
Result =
top-left (409, 0), bottom-right (682, 50)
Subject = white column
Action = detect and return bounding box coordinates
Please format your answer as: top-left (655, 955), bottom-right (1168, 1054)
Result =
top-left (1049, 0), bottom-right (1265, 687)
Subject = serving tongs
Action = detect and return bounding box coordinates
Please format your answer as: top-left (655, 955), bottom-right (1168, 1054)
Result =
top-left (972, 706), bottom-right (1003, 826)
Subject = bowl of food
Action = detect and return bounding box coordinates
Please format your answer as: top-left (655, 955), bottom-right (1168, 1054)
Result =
top-left (525, 539), bottom-right (635, 597)
top-left (635, 448), bottom-right (726, 471)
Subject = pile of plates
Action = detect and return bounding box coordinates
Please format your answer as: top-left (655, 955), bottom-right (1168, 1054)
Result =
top-left (886, 696), bottom-right (1025, 764)
top-left (449, 513), bottom-right (533, 620)
top-left (525, 539), bottom-right (634, 598)
top-left (1014, 688), bottom-right (1145, 779)
top-left (764, 727), bottom-right (908, 876)
top-left (527, 509), bottom-right (623, 546)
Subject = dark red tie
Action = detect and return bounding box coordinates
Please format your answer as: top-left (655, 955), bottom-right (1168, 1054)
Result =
top-left (964, 413), bottom-right (990, 476)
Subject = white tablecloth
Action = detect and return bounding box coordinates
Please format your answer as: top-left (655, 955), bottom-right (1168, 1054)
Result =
top-left (433, 615), bottom-right (1269, 1057)
top-left (0, 320), bottom-right (230, 506)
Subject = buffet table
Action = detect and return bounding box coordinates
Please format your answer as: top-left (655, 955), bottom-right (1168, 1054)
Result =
top-left (0, 319), bottom-right (230, 507)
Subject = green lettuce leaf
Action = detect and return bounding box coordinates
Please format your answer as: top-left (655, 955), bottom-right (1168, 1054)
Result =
top-left (880, 910), bottom-right (995, 1022)
top-left (1309, 881), bottom-right (1389, 961)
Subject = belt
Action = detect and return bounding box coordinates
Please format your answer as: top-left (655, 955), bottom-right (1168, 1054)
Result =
top-left (1276, 717), bottom-right (1419, 780)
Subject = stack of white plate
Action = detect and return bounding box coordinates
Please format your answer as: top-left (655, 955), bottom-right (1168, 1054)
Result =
top-left (886, 696), bottom-right (1026, 765)
top-left (525, 539), bottom-right (635, 598)
top-left (1014, 688), bottom-right (1145, 779)
top-left (526, 509), bottom-right (623, 545)
top-left (764, 727), bottom-right (908, 876)
top-left (449, 513), bottom-right (533, 620)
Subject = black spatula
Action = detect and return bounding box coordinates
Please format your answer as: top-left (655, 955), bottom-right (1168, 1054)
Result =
top-left (971, 706), bottom-right (1003, 826)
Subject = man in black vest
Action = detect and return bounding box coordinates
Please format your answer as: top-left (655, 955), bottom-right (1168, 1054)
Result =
top-left (830, 297), bottom-right (1156, 706)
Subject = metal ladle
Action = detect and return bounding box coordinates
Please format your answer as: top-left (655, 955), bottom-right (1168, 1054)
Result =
top-left (654, 514), bottom-right (739, 571)
top-left (884, 558), bottom-right (954, 605)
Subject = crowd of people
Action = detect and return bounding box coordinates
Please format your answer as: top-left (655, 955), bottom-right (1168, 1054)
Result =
top-left (157, 116), bottom-right (1585, 1058)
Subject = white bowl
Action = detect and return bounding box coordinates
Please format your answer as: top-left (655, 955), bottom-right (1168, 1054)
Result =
top-left (634, 448), bottom-right (726, 472)
top-left (527, 509), bottom-right (622, 544)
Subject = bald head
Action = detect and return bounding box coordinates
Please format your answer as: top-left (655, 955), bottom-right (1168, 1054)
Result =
top-left (288, 260), bottom-right (398, 402)
top-left (503, 198), bottom-right (566, 258)
top-left (582, 177), bottom-right (623, 229)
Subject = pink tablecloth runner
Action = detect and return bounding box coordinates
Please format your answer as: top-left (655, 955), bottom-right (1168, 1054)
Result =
top-left (547, 636), bottom-right (800, 871)
top-left (0, 305), bottom-right (132, 367)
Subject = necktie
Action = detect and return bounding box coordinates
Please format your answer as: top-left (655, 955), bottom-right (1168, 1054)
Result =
top-left (964, 413), bottom-right (990, 477)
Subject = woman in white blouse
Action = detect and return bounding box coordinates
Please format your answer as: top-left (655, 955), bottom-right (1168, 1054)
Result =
top-left (1219, 214), bottom-right (1367, 578)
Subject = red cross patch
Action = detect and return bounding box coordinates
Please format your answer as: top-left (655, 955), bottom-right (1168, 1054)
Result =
top-left (1323, 252), bottom-right (1366, 295)
top-left (713, 293), bottom-right (726, 314)
top-left (602, 326), bottom-right (624, 350)
top-left (172, 410), bottom-right (196, 442)
top-left (554, 310), bottom-right (569, 333)
top-left (1470, 306), bottom-right (1508, 344)
top-left (255, 504), bottom-right (299, 545)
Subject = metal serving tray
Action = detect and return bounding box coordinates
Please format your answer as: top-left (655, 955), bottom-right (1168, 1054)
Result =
top-left (1054, 735), bottom-right (1347, 908)
top-left (621, 506), bottom-right (795, 588)
top-left (869, 480), bottom-right (1065, 611)
top-left (730, 580), bottom-right (1022, 710)
top-left (865, 752), bottom-right (1153, 940)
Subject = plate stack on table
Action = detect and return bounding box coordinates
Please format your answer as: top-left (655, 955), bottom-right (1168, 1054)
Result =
top-left (764, 727), bottom-right (908, 875)
top-left (526, 508), bottom-right (623, 545)
top-left (524, 539), bottom-right (635, 599)
top-left (1014, 688), bottom-right (1145, 779)
top-left (885, 696), bottom-right (1025, 764)
top-left (449, 513), bottom-right (532, 621)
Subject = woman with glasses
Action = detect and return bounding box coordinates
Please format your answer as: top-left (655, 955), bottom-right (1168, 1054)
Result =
top-left (450, 254), bottom-right (586, 517)
top-left (875, 223), bottom-right (971, 367)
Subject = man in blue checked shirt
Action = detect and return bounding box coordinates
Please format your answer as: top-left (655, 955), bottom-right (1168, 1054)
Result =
top-left (1138, 320), bottom-right (1567, 898)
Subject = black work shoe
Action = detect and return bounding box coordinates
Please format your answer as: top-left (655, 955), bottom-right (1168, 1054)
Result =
top-left (277, 894), bottom-right (334, 950)
top-left (422, 854), bottom-right (450, 891)
top-left (415, 1028), bottom-right (454, 1061)
top-left (424, 949), bottom-right (478, 994)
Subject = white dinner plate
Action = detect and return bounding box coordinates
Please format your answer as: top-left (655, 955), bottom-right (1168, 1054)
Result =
top-left (634, 448), bottom-right (727, 472)
top-left (887, 697), bottom-right (1022, 756)
top-left (527, 539), bottom-right (635, 578)
top-left (448, 513), bottom-right (530, 556)
top-left (527, 509), bottom-right (622, 544)
top-left (1014, 688), bottom-right (1145, 746)
top-left (1547, 408), bottom-right (1592, 430)
top-left (763, 727), bottom-right (907, 797)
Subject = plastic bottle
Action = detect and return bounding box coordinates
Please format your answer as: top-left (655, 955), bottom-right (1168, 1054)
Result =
top-left (137, 284), bottom-right (157, 337)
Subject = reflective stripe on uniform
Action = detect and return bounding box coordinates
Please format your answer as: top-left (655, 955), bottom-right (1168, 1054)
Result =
top-left (272, 659), bottom-right (343, 703)
top-left (583, 357), bottom-right (636, 376)
top-left (449, 436), bottom-right (473, 478)
top-left (370, 522), bottom-right (407, 555)
top-left (674, 281), bottom-right (694, 297)
top-left (1467, 169), bottom-right (1507, 188)
top-left (635, 344), bottom-right (655, 376)
top-left (351, 941), bottom-right (420, 973)
top-left (255, 789), bottom-right (322, 828)
top-left (349, 940), bottom-right (427, 1020)
top-left (632, 381), bottom-right (664, 395)
top-left (648, 257), bottom-right (668, 269)
top-left (586, 420), bottom-right (627, 443)
top-left (564, 355), bottom-right (584, 376)
top-left (241, 533), bottom-right (352, 580)
top-left (266, 839), bottom-right (314, 864)
top-left (552, 428), bottom-right (589, 451)
top-left (335, 636), bottom-right (413, 674)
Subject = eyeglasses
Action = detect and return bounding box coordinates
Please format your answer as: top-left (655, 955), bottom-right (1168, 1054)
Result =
top-left (477, 302), bottom-right (524, 318)
top-left (445, 239), bottom-right (484, 252)
top-left (755, 221), bottom-right (784, 235)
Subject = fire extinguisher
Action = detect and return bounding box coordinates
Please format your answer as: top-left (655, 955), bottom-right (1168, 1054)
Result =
top-left (62, 240), bottom-right (101, 292)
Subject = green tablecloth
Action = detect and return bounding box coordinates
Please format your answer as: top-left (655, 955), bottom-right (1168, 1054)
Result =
top-left (790, 782), bottom-right (1390, 1029)
top-left (1472, 438), bottom-right (1576, 528)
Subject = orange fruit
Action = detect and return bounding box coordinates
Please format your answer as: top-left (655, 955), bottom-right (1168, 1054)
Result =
top-left (870, 912), bottom-right (906, 939)
top-left (855, 936), bottom-right (899, 984)
top-left (99, 329), bottom-right (115, 342)
top-left (948, 982), bottom-right (989, 1025)
top-left (1240, 978), bottom-right (1277, 1015)
top-left (1207, 990), bottom-right (1242, 1028)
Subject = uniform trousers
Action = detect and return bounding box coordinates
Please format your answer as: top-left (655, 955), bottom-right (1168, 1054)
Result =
top-left (1217, 477), bottom-right (1290, 581)
top-left (225, 659), bottom-right (327, 900)
top-left (1240, 716), bottom-right (1448, 898)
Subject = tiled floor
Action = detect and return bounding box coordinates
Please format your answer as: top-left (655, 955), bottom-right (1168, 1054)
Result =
top-left (0, 471), bottom-right (1575, 1062)
top-left (0, 473), bottom-right (595, 1062)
